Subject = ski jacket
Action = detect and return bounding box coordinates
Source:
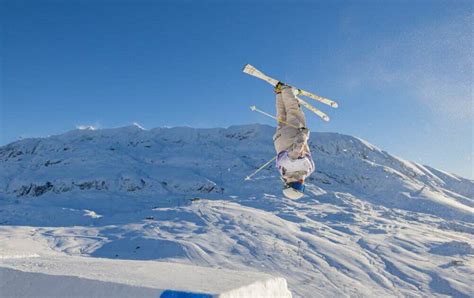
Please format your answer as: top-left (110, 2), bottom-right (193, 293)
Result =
top-left (276, 150), bottom-right (315, 182)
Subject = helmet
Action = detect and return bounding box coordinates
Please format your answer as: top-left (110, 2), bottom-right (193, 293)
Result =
top-left (282, 181), bottom-right (305, 199)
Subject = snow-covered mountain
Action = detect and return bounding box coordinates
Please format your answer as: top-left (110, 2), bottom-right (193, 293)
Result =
top-left (1, 124), bottom-right (473, 297)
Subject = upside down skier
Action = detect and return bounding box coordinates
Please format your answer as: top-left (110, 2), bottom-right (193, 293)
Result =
top-left (273, 82), bottom-right (315, 199)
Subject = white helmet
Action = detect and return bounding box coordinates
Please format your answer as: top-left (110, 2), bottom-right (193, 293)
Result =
top-left (282, 181), bottom-right (305, 199)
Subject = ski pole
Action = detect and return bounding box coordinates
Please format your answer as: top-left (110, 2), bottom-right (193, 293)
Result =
top-left (249, 105), bottom-right (300, 129)
top-left (244, 155), bottom-right (277, 181)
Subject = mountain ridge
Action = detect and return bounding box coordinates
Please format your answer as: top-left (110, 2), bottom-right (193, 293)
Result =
top-left (1, 124), bottom-right (472, 220)
top-left (1, 124), bottom-right (473, 297)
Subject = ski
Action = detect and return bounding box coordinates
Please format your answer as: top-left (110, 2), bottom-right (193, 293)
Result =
top-left (243, 64), bottom-right (338, 108)
top-left (297, 89), bottom-right (338, 108)
top-left (296, 96), bottom-right (330, 122)
top-left (242, 64), bottom-right (279, 86)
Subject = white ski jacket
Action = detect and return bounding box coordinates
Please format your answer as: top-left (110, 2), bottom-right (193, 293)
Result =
top-left (276, 151), bottom-right (315, 182)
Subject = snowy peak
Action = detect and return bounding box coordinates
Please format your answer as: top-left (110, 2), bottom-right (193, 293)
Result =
top-left (0, 124), bottom-right (472, 221)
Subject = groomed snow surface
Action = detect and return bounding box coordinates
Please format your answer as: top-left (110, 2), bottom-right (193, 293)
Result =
top-left (1, 124), bottom-right (473, 297)
top-left (0, 233), bottom-right (291, 298)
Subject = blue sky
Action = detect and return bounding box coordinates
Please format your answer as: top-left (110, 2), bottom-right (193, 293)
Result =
top-left (1, 0), bottom-right (472, 178)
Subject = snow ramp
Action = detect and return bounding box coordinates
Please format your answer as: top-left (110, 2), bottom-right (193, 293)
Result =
top-left (0, 255), bottom-right (292, 297)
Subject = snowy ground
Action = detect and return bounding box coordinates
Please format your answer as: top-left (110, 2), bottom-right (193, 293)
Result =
top-left (1, 124), bottom-right (473, 297)
top-left (0, 231), bottom-right (291, 298)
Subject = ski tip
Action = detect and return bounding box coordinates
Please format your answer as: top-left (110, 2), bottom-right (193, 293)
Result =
top-left (331, 102), bottom-right (339, 108)
top-left (250, 105), bottom-right (257, 111)
top-left (242, 64), bottom-right (254, 73)
top-left (323, 116), bottom-right (330, 122)
top-left (244, 176), bottom-right (251, 181)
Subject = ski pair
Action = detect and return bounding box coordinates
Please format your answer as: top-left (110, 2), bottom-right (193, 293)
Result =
top-left (243, 64), bottom-right (338, 108)
top-left (296, 96), bottom-right (330, 122)
top-left (243, 64), bottom-right (337, 122)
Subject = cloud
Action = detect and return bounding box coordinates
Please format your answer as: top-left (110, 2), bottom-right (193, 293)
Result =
top-left (346, 12), bottom-right (473, 122)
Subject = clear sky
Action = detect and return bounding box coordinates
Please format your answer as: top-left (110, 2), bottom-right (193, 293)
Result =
top-left (1, 0), bottom-right (472, 178)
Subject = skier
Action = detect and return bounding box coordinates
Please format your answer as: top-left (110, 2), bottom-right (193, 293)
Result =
top-left (273, 82), bottom-right (315, 199)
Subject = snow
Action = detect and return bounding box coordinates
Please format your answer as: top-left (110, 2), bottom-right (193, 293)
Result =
top-left (84, 209), bottom-right (103, 218)
top-left (1, 124), bottom-right (473, 297)
top-left (76, 125), bottom-right (97, 131)
top-left (0, 237), bottom-right (290, 298)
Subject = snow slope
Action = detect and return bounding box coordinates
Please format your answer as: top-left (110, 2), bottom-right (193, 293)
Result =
top-left (0, 231), bottom-right (291, 298)
top-left (0, 124), bottom-right (473, 297)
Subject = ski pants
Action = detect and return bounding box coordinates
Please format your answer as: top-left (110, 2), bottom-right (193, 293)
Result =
top-left (273, 86), bottom-right (311, 160)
